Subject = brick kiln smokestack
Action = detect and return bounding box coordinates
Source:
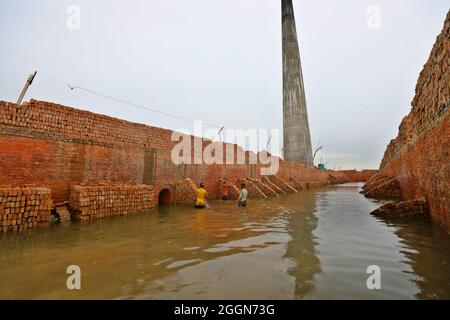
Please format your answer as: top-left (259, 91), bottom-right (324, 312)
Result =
top-left (282, 0), bottom-right (313, 167)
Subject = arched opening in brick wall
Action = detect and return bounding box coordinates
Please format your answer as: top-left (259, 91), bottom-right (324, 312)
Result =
top-left (158, 188), bottom-right (171, 206)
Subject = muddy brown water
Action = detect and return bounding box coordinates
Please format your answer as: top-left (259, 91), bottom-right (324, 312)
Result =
top-left (0, 183), bottom-right (449, 299)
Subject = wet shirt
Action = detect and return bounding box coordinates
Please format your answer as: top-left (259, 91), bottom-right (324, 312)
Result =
top-left (222, 184), bottom-right (229, 196)
top-left (238, 188), bottom-right (248, 202)
top-left (196, 188), bottom-right (207, 206)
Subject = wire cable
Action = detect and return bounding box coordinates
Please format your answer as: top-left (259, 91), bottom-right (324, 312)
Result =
top-left (38, 72), bottom-right (222, 129)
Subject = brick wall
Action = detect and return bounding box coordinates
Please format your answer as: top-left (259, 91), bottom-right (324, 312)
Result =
top-left (379, 11), bottom-right (450, 230)
top-left (0, 98), bottom-right (331, 205)
top-left (0, 100), bottom-right (174, 151)
top-left (339, 170), bottom-right (378, 182)
top-left (69, 185), bottom-right (156, 222)
top-left (277, 160), bottom-right (329, 184)
top-left (0, 135), bottom-right (145, 203)
top-left (0, 188), bottom-right (52, 233)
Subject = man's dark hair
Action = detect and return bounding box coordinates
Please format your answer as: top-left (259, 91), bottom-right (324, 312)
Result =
top-left (241, 183), bottom-right (246, 188)
top-left (200, 182), bottom-right (204, 188)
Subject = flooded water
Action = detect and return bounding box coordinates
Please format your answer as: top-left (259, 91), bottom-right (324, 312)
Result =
top-left (0, 183), bottom-right (449, 300)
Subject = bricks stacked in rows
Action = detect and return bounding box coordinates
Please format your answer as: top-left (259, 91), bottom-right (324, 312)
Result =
top-left (338, 170), bottom-right (378, 182)
top-left (327, 173), bottom-right (351, 185)
top-left (288, 178), bottom-right (307, 190)
top-left (382, 12), bottom-right (450, 166)
top-left (69, 185), bottom-right (156, 222)
top-left (0, 100), bottom-right (176, 152)
top-left (377, 12), bottom-right (450, 229)
top-left (249, 178), bottom-right (275, 197)
top-left (370, 198), bottom-right (429, 218)
top-left (0, 188), bottom-right (52, 233)
top-left (362, 174), bottom-right (401, 199)
top-left (0, 95), bottom-right (333, 204)
top-left (0, 99), bottom-right (262, 164)
top-left (268, 176), bottom-right (292, 193)
top-left (410, 11), bottom-right (450, 137)
top-left (262, 177), bottom-right (284, 194)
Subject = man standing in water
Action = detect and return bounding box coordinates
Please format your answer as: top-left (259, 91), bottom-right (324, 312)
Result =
top-left (237, 183), bottom-right (249, 207)
top-left (222, 178), bottom-right (230, 201)
top-left (195, 183), bottom-right (208, 209)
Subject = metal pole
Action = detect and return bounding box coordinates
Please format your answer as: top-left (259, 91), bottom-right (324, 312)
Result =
top-left (217, 126), bottom-right (224, 141)
top-left (266, 135), bottom-right (272, 149)
top-left (16, 71), bottom-right (37, 105)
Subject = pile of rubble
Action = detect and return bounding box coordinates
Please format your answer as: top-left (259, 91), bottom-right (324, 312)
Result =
top-left (0, 187), bottom-right (52, 233)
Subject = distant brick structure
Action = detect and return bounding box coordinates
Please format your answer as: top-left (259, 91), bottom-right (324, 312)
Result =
top-left (339, 170), bottom-right (378, 182)
top-left (69, 185), bottom-right (155, 222)
top-left (0, 79), bottom-right (359, 231)
top-left (0, 99), bottom-right (333, 208)
top-left (379, 11), bottom-right (450, 230)
top-left (0, 188), bottom-right (52, 233)
top-left (361, 173), bottom-right (401, 199)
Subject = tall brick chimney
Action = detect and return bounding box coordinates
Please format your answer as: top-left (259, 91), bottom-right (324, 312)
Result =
top-left (282, 0), bottom-right (313, 167)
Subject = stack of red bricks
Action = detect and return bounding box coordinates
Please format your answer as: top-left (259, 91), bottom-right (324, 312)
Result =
top-left (370, 198), bottom-right (429, 218)
top-left (289, 178), bottom-right (307, 190)
top-left (69, 185), bottom-right (156, 222)
top-left (306, 182), bottom-right (327, 189)
top-left (250, 178), bottom-right (276, 197)
top-left (172, 179), bottom-right (197, 205)
top-left (361, 174), bottom-right (401, 199)
top-left (0, 188), bottom-right (52, 233)
top-left (327, 173), bottom-right (351, 185)
top-left (263, 177), bottom-right (285, 194)
top-left (339, 170), bottom-right (378, 182)
top-left (377, 12), bottom-right (450, 230)
top-left (0, 100), bottom-right (175, 152)
top-left (270, 176), bottom-right (298, 192)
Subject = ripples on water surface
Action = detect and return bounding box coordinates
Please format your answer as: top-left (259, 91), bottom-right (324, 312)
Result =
top-left (0, 183), bottom-right (449, 299)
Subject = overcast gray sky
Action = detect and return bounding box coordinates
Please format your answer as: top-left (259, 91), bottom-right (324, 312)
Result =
top-left (0, 0), bottom-right (448, 169)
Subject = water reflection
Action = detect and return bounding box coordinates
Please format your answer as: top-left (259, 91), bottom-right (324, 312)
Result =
top-left (283, 190), bottom-right (321, 298)
top-left (310, 184), bottom-right (418, 299)
top-left (0, 184), bottom-right (449, 299)
top-left (377, 217), bottom-right (450, 299)
top-left (136, 200), bottom-right (303, 299)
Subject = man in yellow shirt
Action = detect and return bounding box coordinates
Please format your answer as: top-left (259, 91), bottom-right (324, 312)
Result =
top-left (195, 183), bottom-right (208, 208)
